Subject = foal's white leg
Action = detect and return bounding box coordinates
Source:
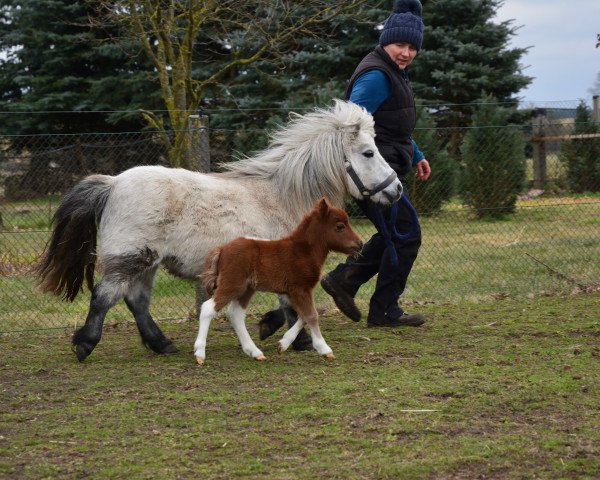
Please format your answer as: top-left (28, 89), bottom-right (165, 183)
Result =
top-left (194, 298), bottom-right (218, 365)
top-left (227, 301), bottom-right (266, 361)
top-left (277, 319), bottom-right (306, 354)
top-left (278, 316), bottom-right (334, 360)
top-left (306, 322), bottom-right (334, 360)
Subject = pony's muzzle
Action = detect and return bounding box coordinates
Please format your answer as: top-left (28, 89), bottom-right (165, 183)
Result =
top-left (384, 182), bottom-right (403, 203)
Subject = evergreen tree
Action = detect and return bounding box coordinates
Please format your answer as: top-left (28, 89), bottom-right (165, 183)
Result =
top-left (410, 0), bottom-right (531, 154)
top-left (560, 102), bottom-right (600, 193)
top-left (206, 4), bottom-right (388, 157)
top-left (211, 0), bottom-right (532, 162)
top-left (460, 95), bottom-right (526, 218)
top-left (0, 0), bottom-right (158, 136)
top-left (405, 103), bottom-right (455, 213)
top-left (92, 0), bottom-right (371, 168)
top-left (0, 0), bottom-right (163, 197)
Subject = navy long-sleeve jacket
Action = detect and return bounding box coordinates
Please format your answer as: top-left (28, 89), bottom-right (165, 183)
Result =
top-left (348, 69), bottom-right (424, 166)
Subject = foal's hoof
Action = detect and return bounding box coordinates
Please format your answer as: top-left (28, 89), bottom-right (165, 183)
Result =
top-left (254, 355), bottom-right (267, 361)
top-left (195, 356), bottom-right (205, 366)
top-left (277, 342), bottom-right (285, 355)
top-left (323, 352), bottom-right (335, 361)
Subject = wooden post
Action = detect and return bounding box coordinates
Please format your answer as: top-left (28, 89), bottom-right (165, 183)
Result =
top-left (593, 95), bottom-right (599, 124)
top-left (187, 111), bottom-right (211, 173)
top-left (531, 108), bottom-right (547, 190)
top-left (189, 111), bottom-right (211, 318)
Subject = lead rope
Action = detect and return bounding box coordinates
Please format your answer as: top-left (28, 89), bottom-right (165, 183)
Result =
top-left (369, 195), bottom-right (420, 267)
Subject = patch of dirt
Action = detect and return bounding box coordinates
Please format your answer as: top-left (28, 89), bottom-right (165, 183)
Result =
top-left (361, 350), bottom-right (420, 365)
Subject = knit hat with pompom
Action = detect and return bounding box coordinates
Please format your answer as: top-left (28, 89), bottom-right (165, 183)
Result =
top-left (379, 0), bottom-right (425, 51)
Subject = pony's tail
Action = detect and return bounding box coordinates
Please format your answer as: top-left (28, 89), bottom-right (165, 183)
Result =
top-left (37, 174), bottom-right (114, 301)
top-left (200, 248), bottom-right (221, 296)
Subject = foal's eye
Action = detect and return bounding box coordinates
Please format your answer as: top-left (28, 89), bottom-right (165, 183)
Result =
top-left (363, 150), bottom-right (374, 158)
top-left (335, 223), bottom-right (346, 232)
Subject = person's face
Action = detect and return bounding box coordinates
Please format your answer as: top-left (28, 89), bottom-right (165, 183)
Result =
top-left (383, 42), bottom-right (418, 69)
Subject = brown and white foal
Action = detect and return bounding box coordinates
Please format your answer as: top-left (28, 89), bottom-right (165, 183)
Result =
top-left (194, 198), bottom-right (362, 364)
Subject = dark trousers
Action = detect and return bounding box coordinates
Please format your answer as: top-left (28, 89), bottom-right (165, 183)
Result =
top-left (328, 194), bottom-right (421, 320)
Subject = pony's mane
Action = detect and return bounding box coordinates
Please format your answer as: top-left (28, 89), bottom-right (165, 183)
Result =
top-left (220, 100), bottom-right (375, 219)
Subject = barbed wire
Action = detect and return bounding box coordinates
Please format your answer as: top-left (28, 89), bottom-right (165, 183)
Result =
top-left (0, 99), bottom-right (591, 116)
top-left (4, 122), bottom-right (594, 139)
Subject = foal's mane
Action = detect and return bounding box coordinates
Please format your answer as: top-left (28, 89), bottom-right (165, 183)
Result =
top-left (220, 100), bottom-right (375, 219)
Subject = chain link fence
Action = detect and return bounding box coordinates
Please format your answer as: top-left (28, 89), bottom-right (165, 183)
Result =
top-left (1, 102), bottom-right (599, 332)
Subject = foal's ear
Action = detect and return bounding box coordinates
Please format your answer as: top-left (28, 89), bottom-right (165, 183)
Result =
top-left (317, 197), bottom-right (330, 217)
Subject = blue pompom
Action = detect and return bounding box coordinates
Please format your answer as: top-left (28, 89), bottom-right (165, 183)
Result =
top-left (393, 0), bottom-right (422, 17)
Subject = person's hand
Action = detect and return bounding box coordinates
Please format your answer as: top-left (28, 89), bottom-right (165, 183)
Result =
top-left (415, 159), bottom-right (431, 181)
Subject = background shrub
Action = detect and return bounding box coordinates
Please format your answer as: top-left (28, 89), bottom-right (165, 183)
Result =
top-left (560, 102), bottom-right (600, 193)
top-left (460, 95), bottom-right (526, 218)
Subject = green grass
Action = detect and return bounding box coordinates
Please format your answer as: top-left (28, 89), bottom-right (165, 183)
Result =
top-left (0, 195), bottom-right (60, 230)
top-left (324, 198), bottom-right (600, 307)
top-left (525, 153), bottom-right (568, 186)
top-left (0, 270), bottom-right (200, 332)
top-left (1, 293), bottom-right (599, 479)
top-left (1, 195), bottom-right (599, 331)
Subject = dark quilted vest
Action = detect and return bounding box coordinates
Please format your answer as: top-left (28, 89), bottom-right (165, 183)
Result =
top-left (345, 46), bottom-right (416, 176)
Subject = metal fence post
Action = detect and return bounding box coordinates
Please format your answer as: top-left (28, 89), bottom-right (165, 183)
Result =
top-left (531, 108), bottom-right (547, 190)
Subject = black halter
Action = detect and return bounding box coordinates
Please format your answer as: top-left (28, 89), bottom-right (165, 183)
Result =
top-left (344, 157), bottom-right (418, 267)
top-left (344, 158), bottom-right (398, 198)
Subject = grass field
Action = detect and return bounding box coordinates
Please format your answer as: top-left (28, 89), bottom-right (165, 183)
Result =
top-left (1, 292), bottom-right (599, 479)
top-left (1, 195), bottom-right (599, 332)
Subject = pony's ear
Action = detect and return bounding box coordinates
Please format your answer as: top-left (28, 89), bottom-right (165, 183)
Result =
top-left (340, 122), bottom-right (361, 144)
top-left (339, 122), bottom-right (361, 136)
top-left (344, 122), bottom-right (361, 133)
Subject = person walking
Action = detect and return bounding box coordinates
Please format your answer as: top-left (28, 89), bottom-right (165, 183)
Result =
top-left (320, 0), bottom-right (431, 328)
top-left (257, 0), bottom-right (431, 343)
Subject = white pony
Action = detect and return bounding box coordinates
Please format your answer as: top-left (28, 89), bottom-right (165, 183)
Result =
top-left (37, 100), bottom-right (402, 361)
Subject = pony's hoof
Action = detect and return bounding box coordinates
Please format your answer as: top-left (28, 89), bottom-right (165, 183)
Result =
top-left (143, 339), bottom-right (179, 355)
top-left (73, 343), bottom-right (92, 362)
top-left (323, 352), bottom-right (335, 360)
top-left (161, 342), bottom-right (179, 354)
top-left (277, 342), bottom-right (285, 355)
top-left (195, 356), bottom-right (205, 366)
top-left (254, 355), bottom-right (267, 361)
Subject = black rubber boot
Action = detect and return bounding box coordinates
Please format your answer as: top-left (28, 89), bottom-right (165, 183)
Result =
top-left (367, 312), bottom-right (426, 328)
top-left (258, 306), bottom-right (313, 351)
top-left (320, 274), bottom-right (362, 321)
top-left (258, 308), bottom-right (287, 340)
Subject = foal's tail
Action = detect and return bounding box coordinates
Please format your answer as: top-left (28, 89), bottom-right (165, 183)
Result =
top-left (200, 248), bottom-right (221, 296)
top-left (37, 174), bottom-right (114, 301)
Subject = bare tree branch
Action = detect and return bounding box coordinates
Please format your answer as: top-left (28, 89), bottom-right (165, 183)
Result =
top-left (95, 0), bottom-right (370, 168)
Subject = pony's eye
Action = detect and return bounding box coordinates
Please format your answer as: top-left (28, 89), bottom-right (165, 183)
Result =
top-left (363, 150), bottom-right (374, 158)
top-left (335, 223), bottom-right (346, 232)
